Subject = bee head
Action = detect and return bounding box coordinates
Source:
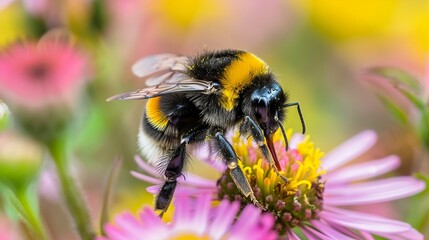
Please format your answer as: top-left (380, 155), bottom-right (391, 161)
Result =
top-left (246, 81), bottom-right (288, 170)
top-left (250, 82), bottom-right (286, 135)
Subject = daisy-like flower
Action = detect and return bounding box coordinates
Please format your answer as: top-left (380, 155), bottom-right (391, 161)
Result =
top-left (0, 32), bottom-right (88, 140)
top-left (0, 36), bottom-right (87, 111)
top-left (100, 193), bottom-right (277, 240)
top-left (133, 130), bottom-right (425, 239)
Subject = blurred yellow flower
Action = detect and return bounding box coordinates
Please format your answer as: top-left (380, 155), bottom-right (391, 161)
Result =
top-left (292, 0), bottom-right (429, 58)
top-left (148, 0), bottom-right (223, 33)
top-left (0, 4), bottom-right (26, 48)
top-left (296, 0), bottom-right (397, 40)
top-left (393, 1), bottom-right (429, 57)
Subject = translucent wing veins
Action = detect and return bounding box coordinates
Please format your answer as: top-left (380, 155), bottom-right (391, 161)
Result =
top-left (108, 54), bottom-right (219, 101)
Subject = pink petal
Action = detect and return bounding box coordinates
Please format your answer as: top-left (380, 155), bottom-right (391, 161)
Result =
top-left (131, 171), bottom-right (161, 184)
top-left (321, 207), bottom-right (415, 233)
top-left (373, 228), bottom-right (424, 240)
top-left (112, 214), bottom-right (142, 240)
top-left (323, 130), bottom-right (377, 172)
top-left (286, 229), bottom-right (301, 240)
top-left (104, 225), bottom-right (130, 240)
top-left (329, 223), bottom-right (375, 240)
top-left (139, 207), bottom-right (165, 230)
top-left (325, 177), bottom-right (425, 205)
top-left (230, 205), bottom-right (262, 238)
top-left (301, 225), bottom-right (331, 240)
top-left (187, 194), bottom-right (211, 234)
top-left (146, 185), bottom-right (160, 194)
top-left (311, 219), bottom-right (361, 239)
top-left (134, 155), bottom-right (157, 175)
top-left (360, 231), bottom-right (375, 240)
top-left (182, 172), bottom-right (218, 188)
top-left (245, 213), bottom-right (276, 240)
top-left (175, 187), bottom-right (217, 195)
top-left (208, 200), bottom-right (239, 239)
top-left (172, 195), bottom-right (192, 229)
top-left (326, 155), bottom-right (400, 183)
top-left (138, 208), bottom-right (170, 240)
top-left (289, 133), bottom-right (305, 149)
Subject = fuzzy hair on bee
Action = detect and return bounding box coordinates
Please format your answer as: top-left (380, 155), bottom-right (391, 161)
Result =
top-left (108, 49), bottom-right (306, 215)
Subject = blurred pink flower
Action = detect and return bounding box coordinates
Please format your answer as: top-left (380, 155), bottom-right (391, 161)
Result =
top-left (0, 0), bottom-right (14, 9)
top-left (0, 37), bottom-right (87, 112)
top-left (0, 215), bottom-right (24, 240)
top-left (133, 130), bottom-right (425, 239)
top-left (100, 193), bottom-right (277, 240)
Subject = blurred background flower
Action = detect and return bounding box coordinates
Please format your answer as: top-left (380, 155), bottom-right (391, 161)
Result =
top-left (0, 32), bottom-right (89, 143)
top-left (0, 130), bottom-right (43, 190)
top-left (0, 0), bottom-right (428, 239)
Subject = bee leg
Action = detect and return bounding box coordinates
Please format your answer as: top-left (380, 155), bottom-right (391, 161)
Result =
top-left (156, 180), bottom-right (177, 217)
top-left (241, 116), bottom-right (289, 183)
top-left (214, 131), bottom-right (264, 209)
top-left (155, 142), bottom-right (186, 215)
top-left (155, 126), bottom-right (209, 216)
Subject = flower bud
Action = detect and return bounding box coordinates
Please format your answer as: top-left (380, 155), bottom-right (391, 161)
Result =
top-left (0, 102), bottom-right (9, 130)
top-left (0, 131), bottom-right (43, 190)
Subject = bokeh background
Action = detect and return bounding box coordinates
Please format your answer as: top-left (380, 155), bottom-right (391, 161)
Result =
top-left (0, 0), bottom-right (428, 239)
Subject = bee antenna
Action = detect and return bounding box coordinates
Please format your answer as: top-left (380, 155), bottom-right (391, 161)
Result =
top-left (284, 102), bottom-right (306, 134)
top-left (276, 117), bottom-right (289, 151)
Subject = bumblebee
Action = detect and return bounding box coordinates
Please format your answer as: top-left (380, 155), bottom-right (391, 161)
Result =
top-left (108, 49), bottom-right (306, 214)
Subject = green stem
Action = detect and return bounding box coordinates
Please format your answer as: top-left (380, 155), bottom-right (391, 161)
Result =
top-left (5, 186), bottom-right (49, 240)
top-left (48, 138), bottom-right (95, 240)
top-left (16, 187), bottom-right (49, 240)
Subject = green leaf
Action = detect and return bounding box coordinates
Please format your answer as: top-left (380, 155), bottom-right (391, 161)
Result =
top-left (99, 158), bottom-right (123, 236)
top-left (419, 109), bottom-right (429, 150)
top-left (407, 173), bottom-right (429, 232)
top-left (377, 95), bottom-right (408, 124)
top-left (369, 67), bottom-right (420, 92)
top-left (2, 185), bottom-right (49, 240)
top-left (397, 86), bottom-right (427, 111)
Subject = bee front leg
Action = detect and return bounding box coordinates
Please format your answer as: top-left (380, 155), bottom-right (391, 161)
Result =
top-left (240, 116), bottom-right (289, 183)
top-left (213, 131), bottom-right (264, 209)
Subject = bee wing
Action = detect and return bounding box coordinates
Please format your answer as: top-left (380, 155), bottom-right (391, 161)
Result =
top-left (107, 74), bottom-right (215, 101)
top-left (108, 54), bottom-right (219, 101)
top-left (131, 54), bottom-right (188, 86)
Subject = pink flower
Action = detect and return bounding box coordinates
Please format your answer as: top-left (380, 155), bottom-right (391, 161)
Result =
top-left (0, 215), bottom-right (23, 240)
top-left (100, 193), bottom-right (277, 240)
top-left (133, 130), bottom-right (425, 239)
top-left (0, 36), bottom-right (88, 113)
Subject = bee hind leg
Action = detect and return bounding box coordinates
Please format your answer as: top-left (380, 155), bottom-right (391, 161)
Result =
top-left (155, 125), bottom-right (209, 216)
top-left (213, 131), bottom-right (264, 210)
top-left (155, 142), bottom-right (186, 216)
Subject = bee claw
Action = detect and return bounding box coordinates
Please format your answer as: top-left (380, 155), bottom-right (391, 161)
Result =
top-left (277, 173), bottom-right (289, 183)
top-left (250, 194), bottom-right (265, 211)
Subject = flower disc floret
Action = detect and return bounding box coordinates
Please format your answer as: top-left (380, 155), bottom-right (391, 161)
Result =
top-left (218, 130), bottom-right (325, 234)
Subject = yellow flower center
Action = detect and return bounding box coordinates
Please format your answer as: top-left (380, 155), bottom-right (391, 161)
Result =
top-left (234, 129), bottom-right (325, 195)
top-left (217, 129), bottom-right (326, 234)
top-left (170, 233), bottom-right (211, 240)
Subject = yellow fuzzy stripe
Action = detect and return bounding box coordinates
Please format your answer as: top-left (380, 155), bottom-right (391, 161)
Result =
top-left (146, 97), bottom-right (169, 130)
top-left (220, 52), bottom-right (268, 111)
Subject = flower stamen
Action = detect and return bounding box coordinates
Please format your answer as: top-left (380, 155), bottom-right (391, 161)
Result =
top-left (217, 129), bottom-right (325, 234)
